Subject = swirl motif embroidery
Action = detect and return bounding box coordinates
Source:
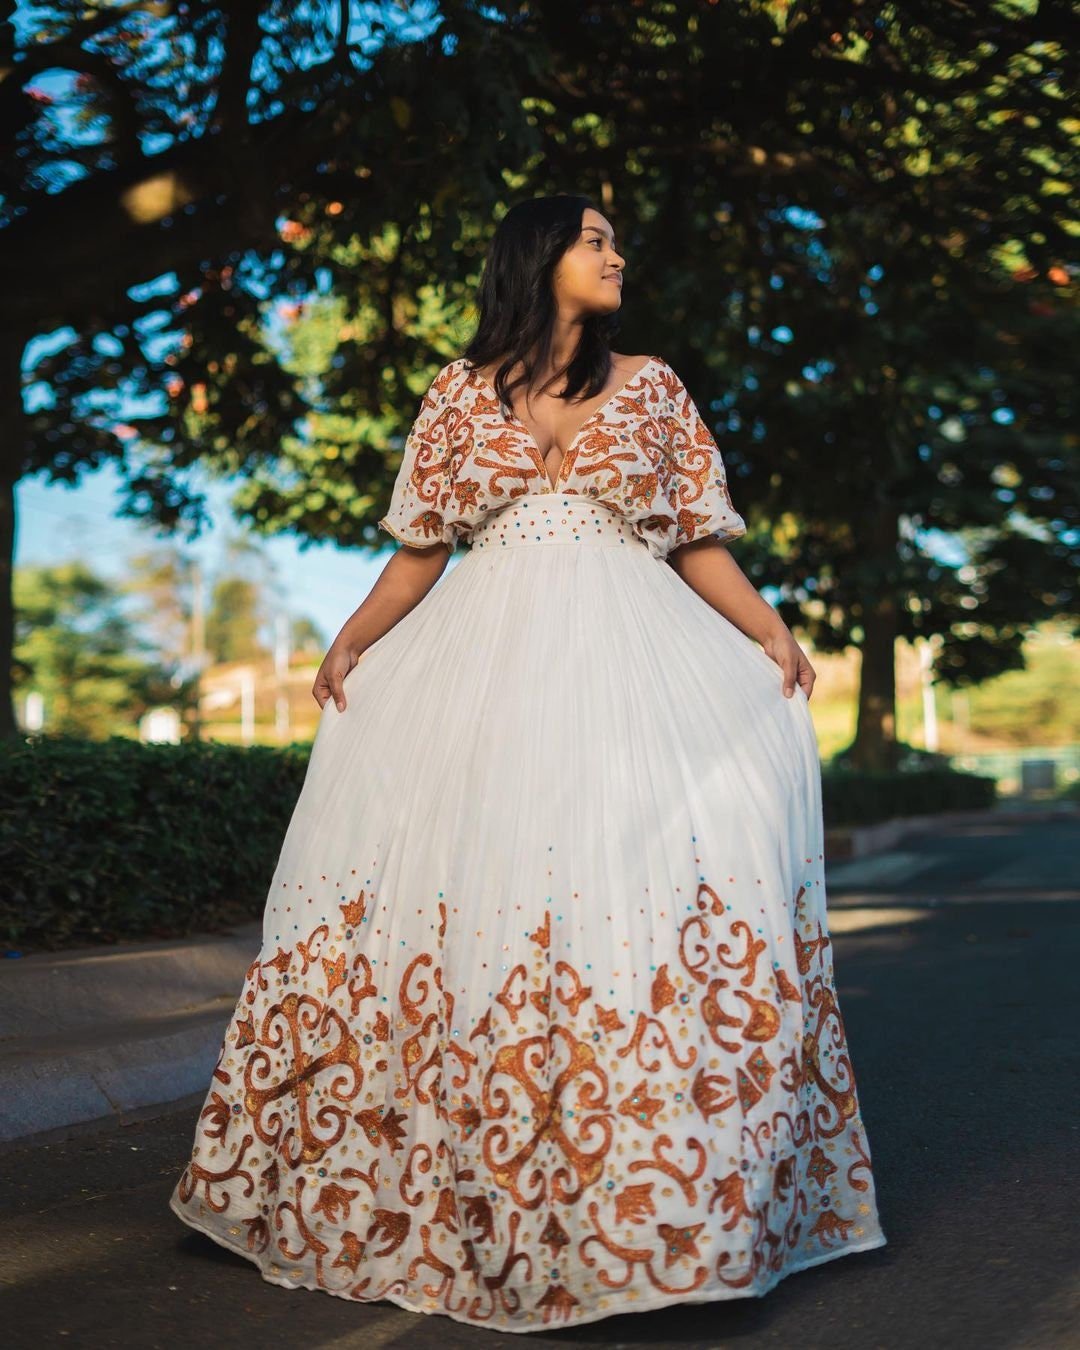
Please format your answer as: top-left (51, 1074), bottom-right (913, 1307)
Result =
top-left (173, 866), bottom-right (884, 1330)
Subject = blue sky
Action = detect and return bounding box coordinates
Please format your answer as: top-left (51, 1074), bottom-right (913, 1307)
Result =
top-left (14, 460), bottom-right (433, 651)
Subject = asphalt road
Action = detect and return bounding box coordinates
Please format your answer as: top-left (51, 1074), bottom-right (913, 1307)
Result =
top-left (3, 815), bottom-right (1078, 1349)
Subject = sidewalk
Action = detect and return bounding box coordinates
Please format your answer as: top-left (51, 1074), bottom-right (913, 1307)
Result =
top-left (2, 802), bottom-right (1074, 1148)
top-left (0, 920), bottom-right (262, 1146)
top-left (822, 795), bottom-right (1076, 860)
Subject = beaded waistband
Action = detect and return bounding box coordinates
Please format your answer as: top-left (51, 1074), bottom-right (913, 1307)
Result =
top-left (467, 493), bottom-right (642, 551)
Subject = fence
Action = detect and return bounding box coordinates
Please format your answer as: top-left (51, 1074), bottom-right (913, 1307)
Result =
top-left (947, 744), bottom-right (1080, 798)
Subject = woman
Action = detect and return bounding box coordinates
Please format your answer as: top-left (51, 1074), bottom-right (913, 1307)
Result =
top-left (169, 195), bottom-right (887, 1332)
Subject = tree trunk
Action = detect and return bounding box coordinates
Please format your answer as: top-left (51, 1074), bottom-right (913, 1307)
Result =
top-left (852, 592), bottom-right (899, 772)
top-left (0, 336), bottom-right (22, 741)
top-left (850, 497), bottom-right (901, 772)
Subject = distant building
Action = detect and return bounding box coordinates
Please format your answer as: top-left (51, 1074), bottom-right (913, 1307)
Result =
top-left (139, 706), bottom-right (182, 743)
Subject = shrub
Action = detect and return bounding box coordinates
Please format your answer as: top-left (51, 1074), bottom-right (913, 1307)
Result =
top-left (0, 733), bottom-right (311, 950)
top-left (822, 764), bottom-right (997, 828)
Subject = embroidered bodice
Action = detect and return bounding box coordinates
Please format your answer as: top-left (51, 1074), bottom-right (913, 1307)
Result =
top-left (377, 355), bottom-right (746, 560)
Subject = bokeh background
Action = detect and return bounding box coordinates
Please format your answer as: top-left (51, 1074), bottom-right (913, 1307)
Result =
top-left (3, 1), bottom-right (1077, 797)
top-left (2, 19), bottom-right (1077, 1343)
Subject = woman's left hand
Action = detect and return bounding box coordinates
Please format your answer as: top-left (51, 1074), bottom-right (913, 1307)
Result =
top-left (760, 626), bottom-right (816, 700)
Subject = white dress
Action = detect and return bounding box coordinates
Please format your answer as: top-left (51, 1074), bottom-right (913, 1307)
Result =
top-left (169, 355), bottom-right (887, 1332)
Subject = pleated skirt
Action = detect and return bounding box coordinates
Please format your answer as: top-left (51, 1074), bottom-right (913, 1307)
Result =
top-left (169, 491), bottom-right (887, 1333)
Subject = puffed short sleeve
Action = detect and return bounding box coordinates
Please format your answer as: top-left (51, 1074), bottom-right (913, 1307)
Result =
top-left (665, 366), bottom-right (746, 551)
top-left (377, 364), bottom-right (468, 554)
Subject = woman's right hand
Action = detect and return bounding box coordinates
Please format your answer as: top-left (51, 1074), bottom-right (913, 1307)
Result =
top-left (312, 639), bottom-right (359, 712)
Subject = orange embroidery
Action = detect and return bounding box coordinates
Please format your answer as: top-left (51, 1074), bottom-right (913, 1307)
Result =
top-left (172, 875), bottom-right (885, 1329)
top-left (377, 357), bottom-right (747, 558)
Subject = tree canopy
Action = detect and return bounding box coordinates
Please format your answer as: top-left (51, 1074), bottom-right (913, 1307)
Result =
top-left (2, 0), bottom-right (1076, 764)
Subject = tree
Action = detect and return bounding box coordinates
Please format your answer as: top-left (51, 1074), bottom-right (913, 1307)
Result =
top-left (291, 615), bottom-right (327, 656)
top-left (122, 544), bottom-right (196, 667)
top-left (704, 200), bottom-right (1077, 769)
top-left (2, 0), bottom-right (531, 735)
top-left (3, 1), bottom-right (1076, 771)
top-left (120, 541), bottom-right (204, 731)
top-left (204, 574), bottom-right (267, 663)
top-left (13, 560), bottom-right (172, 736)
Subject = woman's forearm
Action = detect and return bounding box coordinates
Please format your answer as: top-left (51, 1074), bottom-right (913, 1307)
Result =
top-left (667, 539), bottom-right (786, 645)
top-left (335, 544), bottom-right (450, 656)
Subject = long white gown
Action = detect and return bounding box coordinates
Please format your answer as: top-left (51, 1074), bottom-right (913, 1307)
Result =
top-left (169, 355), bottom-right (887, 1332)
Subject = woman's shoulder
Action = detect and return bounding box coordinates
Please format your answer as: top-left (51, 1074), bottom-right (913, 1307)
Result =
top-left (644, 355), bottom-right (691, 392)
top-left (432, 352), bottom-right (678, 404)
top-left (612, 351), bottom-right (670, 374)
top-left (417, 357), bottom-right (475, 405)
top-left (613, 352), bottom-right (680, 388)
top-left (439, 351), bottom-right (672, 377)
top-left (433, 355), bottom-right (472, 381)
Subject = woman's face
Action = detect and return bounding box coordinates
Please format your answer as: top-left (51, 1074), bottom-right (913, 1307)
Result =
top-left (552, 207), bottom-right (625, 316)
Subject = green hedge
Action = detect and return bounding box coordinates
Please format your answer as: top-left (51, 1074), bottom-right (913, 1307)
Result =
top-left (0, 734), bottom-right (311, 951)
top-left (821, 764), bottom-right (997, 827)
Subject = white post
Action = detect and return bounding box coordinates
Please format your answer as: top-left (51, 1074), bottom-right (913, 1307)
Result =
top-left (919, 636), bottom-right (939, 752)
top-left (274, 611), bottom-right (290, 743)
top-left (23, 690), bottom-right (44, 731)
top-left (240, 666), bottom-right (255, 745)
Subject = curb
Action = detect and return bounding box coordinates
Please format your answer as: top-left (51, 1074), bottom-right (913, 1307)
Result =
top-left (0, 920), bottom-right (262, 1146)
top-left (823, 801), bottom-right (1079, 861)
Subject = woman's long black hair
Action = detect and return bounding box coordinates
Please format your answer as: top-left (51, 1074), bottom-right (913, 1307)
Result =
top-left (461, 194), bottom-right (621, 412)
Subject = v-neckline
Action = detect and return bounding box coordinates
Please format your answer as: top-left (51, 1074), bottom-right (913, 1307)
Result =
top-left (468, 355), bottom-right (659, 492)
